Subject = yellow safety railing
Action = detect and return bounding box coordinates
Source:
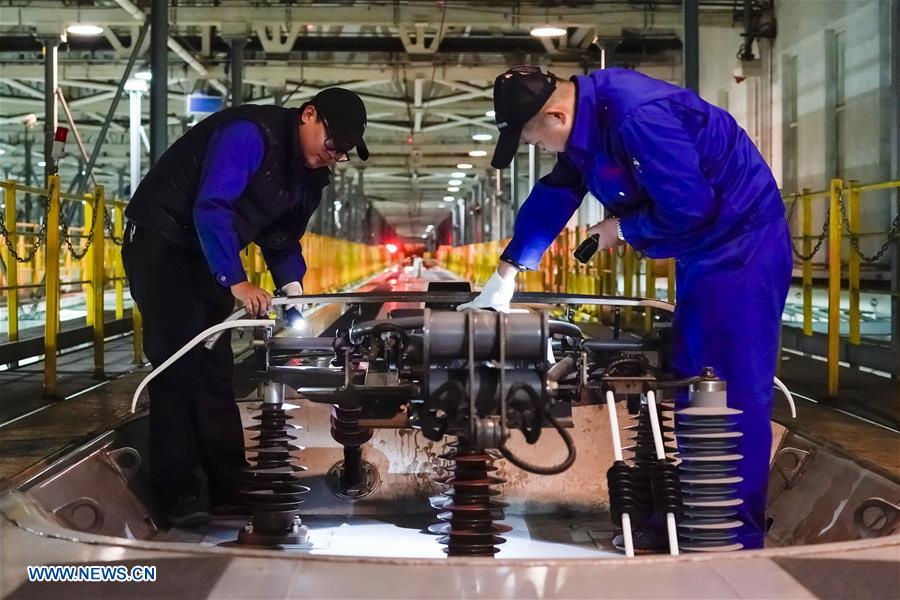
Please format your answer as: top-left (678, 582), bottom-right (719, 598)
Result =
top-left (0, 177), bottom-right (131, 396)
top-left (1, 177), bottom-right (391, 398)
top-left (784, 177), bottom-right (900, 397)
top-left (242, 233), bottom-right (390, 294)
top-left (437, 227), bottom-right (676, 330)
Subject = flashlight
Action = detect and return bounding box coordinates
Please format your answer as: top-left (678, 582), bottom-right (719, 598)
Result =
top-left (573, 234), bottom-right (600, 264)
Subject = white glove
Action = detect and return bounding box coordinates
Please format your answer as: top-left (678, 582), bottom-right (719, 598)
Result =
top-left (457, 270), bottom-right (515, 312)
top-left (281, 281), bottom-right (304, 324)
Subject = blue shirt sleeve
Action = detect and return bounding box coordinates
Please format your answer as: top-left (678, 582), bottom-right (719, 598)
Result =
top-left (261, 243), bottom-right (307, 289)
top-left (615, 100), bottom-right (718, 258)
top-left (194, 120), bottom-right (265, 287)
top-left (500, 154), bottom-right (586, 270)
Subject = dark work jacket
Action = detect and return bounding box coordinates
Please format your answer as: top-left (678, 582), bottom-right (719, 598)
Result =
top-left (125, 105), bottom-right (330, 286)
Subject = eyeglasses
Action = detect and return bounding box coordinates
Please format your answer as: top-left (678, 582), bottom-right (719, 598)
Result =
top-left (322, 119), bottom-right (352, 163)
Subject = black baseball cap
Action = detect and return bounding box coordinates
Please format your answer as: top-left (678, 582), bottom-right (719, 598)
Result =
top-left (490, 65), bottom-right (557, 169)
top-left (309, 87), bottom-right (369, 161)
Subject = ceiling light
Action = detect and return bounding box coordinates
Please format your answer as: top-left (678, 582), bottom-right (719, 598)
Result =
top-left (0, 149), bottom-right (5, 155)
top-left (468, 150), bottom-right (487, 157)
top-left (38, 161), bottom-right (46, 167)
top-left (447, 187), bottom-right (460, 192)
top-left (450, 172), bottom-right (466, 178)
top-left (443, 196), bottom-right (455, 202)
top-left (530, 26), bottom-right (566, 38)
top-left (135, 70), bottom-right (152, 81)
top-left (485, 110), bottom-right (495, 118)
top-left (472, 133), bottom-right (493, 141)
top-left (448, 179), bottom-right (463, 186)
top-left (426, 224), bottom-right (434, 232)
top-left (124, 78), bottom-right (148, 92)
top-left (456, 163), bottom-right (473, 169)
top-left (66, 24), bottom-right (104, 36)
top-left (421, 233), bottom-right (428, 239)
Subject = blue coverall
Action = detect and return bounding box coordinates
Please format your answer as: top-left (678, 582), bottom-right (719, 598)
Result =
top-left (500, 68), bottom-right (792, 549)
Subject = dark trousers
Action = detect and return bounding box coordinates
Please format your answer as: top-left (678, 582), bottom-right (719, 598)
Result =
top-left (122, 223), bottom-right (247, 508)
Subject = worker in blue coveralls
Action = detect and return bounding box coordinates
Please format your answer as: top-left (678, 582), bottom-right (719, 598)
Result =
top-left (123, 88), bottom-right (369, 526)
top-left (459, 66), bottom-right (792, 551)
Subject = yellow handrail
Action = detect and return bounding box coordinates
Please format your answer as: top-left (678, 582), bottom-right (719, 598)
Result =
top-left (1, 179), bottom-right (392, 396)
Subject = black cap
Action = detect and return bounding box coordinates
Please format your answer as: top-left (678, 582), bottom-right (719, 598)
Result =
top-left (309, 87), bottom-right (369, 161)
top-left (490, 66), bottom-right (557, 169)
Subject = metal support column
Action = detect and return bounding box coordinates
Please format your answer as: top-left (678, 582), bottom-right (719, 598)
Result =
top-left (228, 37), bottom-right (246, 107)
top-left (150, 0), bottom-right (168, 164)
top-left (129, 88), bottom-right (144, 198)
top-left (40, 37), bottom-right (59, 184)
top-left (527, 144), bottom-right (538, 190)
top-left (683, 0), bottom-right (700, 92)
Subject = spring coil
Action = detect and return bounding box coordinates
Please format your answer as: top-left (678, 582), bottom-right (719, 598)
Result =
top-left (651, 460), bottom-right (684, 521)
top-left (607, 460), bottom-right (644, 527)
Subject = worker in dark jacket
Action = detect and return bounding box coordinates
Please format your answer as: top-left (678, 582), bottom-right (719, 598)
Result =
top-left (461, 66), bottom-right (791, 550)
top-left (123, 88), bottom-right (369, 526)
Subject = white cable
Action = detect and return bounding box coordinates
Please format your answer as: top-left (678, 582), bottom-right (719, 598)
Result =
top-left (131, 318), bottom-right (274, 413)
top-left (605, 390), bottom-right (634, 557)
top-left (646, 390), bottom-right (679, 556)
top-left (773, 376), bottom-right (797, 419)
top-left (203, 308), bottom-right (248, 350)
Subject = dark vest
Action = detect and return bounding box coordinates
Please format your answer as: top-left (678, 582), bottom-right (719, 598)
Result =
top-left (125, 105), bottom-right (330, 254)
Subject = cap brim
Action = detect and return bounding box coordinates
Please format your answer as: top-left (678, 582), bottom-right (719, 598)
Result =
top-left (491, 126), bottom-right (522, 169)
top-left (355, 138), bottom-right (369, 161)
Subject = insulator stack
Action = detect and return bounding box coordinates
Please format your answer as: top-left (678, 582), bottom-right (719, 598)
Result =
top-left (236, 383), bottom-right (310, 548)
top-left (675, 374), bottom-right (744, 552)
top-left (607, 460), bottom-right (643, 527)
top-left (329, 405), bottom-right (375, 493)
top-left (428, 443), bottom-right (511, 556)
top-left (623, 399), bottom-right (676, 516)
top-left (651, 460), bottom-right (684, 522)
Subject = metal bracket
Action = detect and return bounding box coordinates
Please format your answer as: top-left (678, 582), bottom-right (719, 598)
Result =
top-left (774, 446), bottom-right (813, 489)
top-left (854, 497), bottom-right (900, 539)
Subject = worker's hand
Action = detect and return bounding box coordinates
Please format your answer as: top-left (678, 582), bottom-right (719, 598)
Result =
top-left (457, 268), bottom-right (516, 312)
top-left (587, 217), bottom-right (624, 250)
top-left (280, 281), bottom-right (305, 325)
top-left (231, 281), bottom-right (273, 316)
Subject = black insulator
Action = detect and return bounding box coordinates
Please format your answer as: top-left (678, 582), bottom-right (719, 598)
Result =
top-left (606, 460), bottom-right (644, 527)
top-left (236, 398), bottom-right (310, 547)
top-left (651, 460), bottom-right (684, 522)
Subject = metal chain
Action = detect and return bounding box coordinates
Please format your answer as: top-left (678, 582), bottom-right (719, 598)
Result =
top-left (837, 192), bottom-right (899, 263)
top-left (104, 208), bottom-right (124, 246)
top-left (790, 208), bottom-right (830, 261)
top-left (0, 196), bottom-right (51, 263)
top-left (59, 200), bottom-right (99, 260)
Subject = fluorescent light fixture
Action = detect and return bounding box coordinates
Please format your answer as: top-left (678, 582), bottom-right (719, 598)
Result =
top-left (448, 179), bottom-right (463, 186)
top-left (38, 161), bottom-right (46, 167)
top-left (468, 150), bottom-right (487, 157)
top-left (456, 163), bottom-right (473, 169)
top-left (421, 234), bottom-right (428, 239)
top-left (426, 224), bottom-right (434, 232)
top-left (447, 187), bottom-right (460, 192)
top-left (472, 133), bottom-right (493, 141)
top-left (66, 24), bottom-right (104, 36)
top-left (0, 149), bottom-right (5, 155)
top-left (443, 196), bottom-right (455, 202)
top-left (134, 70), bottom-right (152, 81)
top-left (450, 172), bottom-right (466, 178)
top-left (530, 26), bottom-right (566, 38)
top-left (485, 110), bottom-right (495, 118)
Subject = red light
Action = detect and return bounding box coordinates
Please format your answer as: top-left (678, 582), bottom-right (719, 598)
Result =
top-left (386, 243), bottom-right (398, 254)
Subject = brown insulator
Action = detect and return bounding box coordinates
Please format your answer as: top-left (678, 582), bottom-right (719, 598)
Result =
top-left (235, 397), bottom-right (310, 547)
top-left (428, 445), bottom-right (511, 557)
top-left (330, 405), bottom-right (374, 447)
